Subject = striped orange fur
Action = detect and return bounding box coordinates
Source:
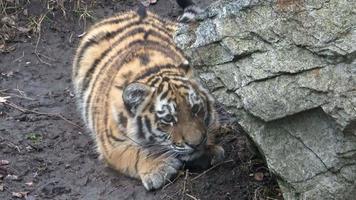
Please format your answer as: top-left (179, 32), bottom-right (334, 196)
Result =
top-left (72, 4), bottom-right (224, 191)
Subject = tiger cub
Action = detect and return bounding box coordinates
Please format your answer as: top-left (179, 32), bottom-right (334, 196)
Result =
top-left (72, 0), bottom-right (224, 190)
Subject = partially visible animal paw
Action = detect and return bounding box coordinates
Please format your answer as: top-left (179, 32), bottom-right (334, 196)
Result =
top-left (140, 158), bottom-right (182, 191)
top-left (178, 5), bottom-right (203, 23)
top-left (210, 145), bottom-right (225, 165)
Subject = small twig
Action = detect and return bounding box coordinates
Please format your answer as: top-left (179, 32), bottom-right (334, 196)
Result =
top-left (3, 101), bottom-right (83, 130)
top-left (162, 171), bottom-right (183, 190)
top-left (0, 91), bottom-right (34, 101)
top-left (2, 93), bottom-right (34, 101)
top-left (186, 193), bottom-right (198, 200)
top-left (77, 31), bottom-right (86, 38)
top-left (69, 32), bottom-right (73, 44)
top-left (181, 169), bottom-right (189, 200)
top-left (7, 142), bottom-right (21, 153)
top-left (191, 159), bottom-right (234, 181)
top-left (266, 197), bottom-right (280, 200)
top-left (12, 51), bottom-right (25, 63)
top-left (34, 12), bottom-right (53, 66)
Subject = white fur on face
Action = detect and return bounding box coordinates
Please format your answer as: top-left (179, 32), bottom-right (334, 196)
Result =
top-left (188, 87), bottom-right (201, 107)
top-left (155, 96), bottom-right (177, 122)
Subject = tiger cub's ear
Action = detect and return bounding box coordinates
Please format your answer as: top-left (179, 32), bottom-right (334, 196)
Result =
top-left (122, 83), bottom-right (151, 114)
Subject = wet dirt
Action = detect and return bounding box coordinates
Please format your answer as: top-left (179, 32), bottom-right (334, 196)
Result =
top-left (0, 1), bottom-right (281, 199)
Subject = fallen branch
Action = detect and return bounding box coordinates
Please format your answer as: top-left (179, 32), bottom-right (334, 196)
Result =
top-left (2, 99), bottom-right (83, 130)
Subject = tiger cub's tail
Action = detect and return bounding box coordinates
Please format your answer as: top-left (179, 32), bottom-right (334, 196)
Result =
top-left (176, 0), bottom-right (202, 23)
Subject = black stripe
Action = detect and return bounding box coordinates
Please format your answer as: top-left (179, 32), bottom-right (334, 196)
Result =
top-left (160, 90), bottom-right (169, 100)
top-left (146, 71), bottom-right (174, 83)
top-left (118, 112), bottom-right (128, 128)
top-left (147, 71), bottom-right (187, 83)
top-left (133, 64), bottom-right (175, 82)
top-left (139, 53), bottom-right (150, 65)
top-left (147, 72), bottom-right (184, 86)
top-left (80, 27), bottom-right (145, 94)
top-left (143, 28), bottom-right (176, 49)
top-left (201, 92), bottom-right (212, 126)
top-left (154, 114), bottom-right (159, 123)
top-left (169, 77), bottom-right (189, 83)
top-left (141, 93), bottom-right (155, 113)
top-left (144, 116), bottom-right (152, 133)
top-left (149, 77), bottom-right (161, 87)
top-left (149, 105), bottom-right (155, 113)
top-left (157, 83), bottom-right (165, 94)
top-left (146, 17), bottom-right (174, 38)
top-left (74, 18), bottom-right (175, 79)
top-left (82, 30), bottom-right (180, 98)
top-left (136, 116), bottom-right (145, 139)
top-left (107, 129), bottom-right (126, 144)
top-left (134, 149), bottom-right (140, 173)
top-left (118, 145), bottom-right (131, 158)
top-left (99, 128), bottom-right (109, 155)
top-left (175, 84), bottom-right (190, 89)
top-left (91, 13), bottom-right (136, 29)
top-left (74, 17), bottom-right (139, 77)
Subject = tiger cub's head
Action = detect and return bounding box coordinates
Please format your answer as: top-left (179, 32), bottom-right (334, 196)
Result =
top-left (122, 76), bottom-right (217, 161)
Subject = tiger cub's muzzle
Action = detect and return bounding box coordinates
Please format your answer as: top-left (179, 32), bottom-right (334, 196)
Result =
top-left (171, 135), bottom-right (207, 155)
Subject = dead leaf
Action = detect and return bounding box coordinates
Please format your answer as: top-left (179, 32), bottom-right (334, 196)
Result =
top-left (17, 27), bottom-right (31, 33)
top-left (25, 182), bottom-right (33, 186)
top-left (1, 16), bottom-right (16, 26)
top-left (254, 172), bottom-right (264, 181)
top-left (0, 96), bottom-right (11, 103)
top-left (0, 160), bottom-right (9, 165)
top-left (5, 174), bottom-right (19, 181)
top-left (12, 191), bottom-right (28, 198)
top-left (0, 44), bottom-right (16, 53)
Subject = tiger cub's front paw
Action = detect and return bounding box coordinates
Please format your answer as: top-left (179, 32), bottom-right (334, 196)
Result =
top-left (140, 158), bottom-right (182, 191)
top-left (209, 145), bottom-right (225, 165)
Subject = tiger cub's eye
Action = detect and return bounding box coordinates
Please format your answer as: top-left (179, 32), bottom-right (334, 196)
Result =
top-left (161, 114), bottom-right (174, 124)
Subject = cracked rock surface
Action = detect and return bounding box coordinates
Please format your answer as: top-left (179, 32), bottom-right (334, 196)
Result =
top-left (175, 0), bottom-right (356, 199)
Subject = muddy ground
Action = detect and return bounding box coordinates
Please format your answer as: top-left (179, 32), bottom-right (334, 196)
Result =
top-left (0, 1), bottom-right (281, 199)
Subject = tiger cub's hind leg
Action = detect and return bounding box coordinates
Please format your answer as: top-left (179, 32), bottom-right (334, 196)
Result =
top-left (105, 144), bottom-right (182, 191)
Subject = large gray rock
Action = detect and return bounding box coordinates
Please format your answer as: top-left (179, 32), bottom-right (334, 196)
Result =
top-left (175, 0), bottom-right (356, 199)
